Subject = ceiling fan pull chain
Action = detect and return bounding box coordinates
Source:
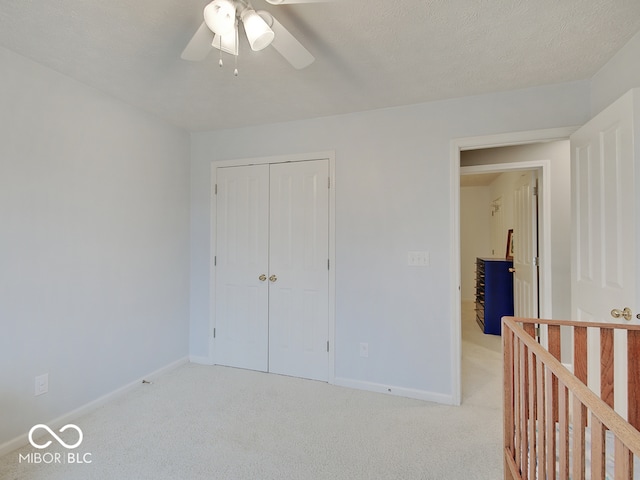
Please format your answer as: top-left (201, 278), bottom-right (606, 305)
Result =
top-left (234, 54), bottom-right (239, 76)
top-left (219, 39), bottom-right (224, 67)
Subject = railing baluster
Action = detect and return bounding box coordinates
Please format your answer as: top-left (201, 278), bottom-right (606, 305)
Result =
top-left (601, 328), bottom-right (615, 409)
top-left (503, 325), bottom-right (515, 480)
top-left (546, 366), bottom-right (557, 480)
top-left (571, 394), bottom-right (586, 480)
top-left (514, 337), bottom-right (522, 472)
top-left (549, 325), bottom-right (561, 423)
top-left (614, 437), bottom-right (631, 480)
top-left (574, 326), bottom-right (588, 429)
top-left (628, 330), bottom-right (640, 432)
top-left (520, 338), bottom-right (528, 478)
top-left (591, 414), bottom-right (606, 480)
top-left (537, 356), bottom-right (547, 479)
top-left (528, 349), bottom-right (536, 480)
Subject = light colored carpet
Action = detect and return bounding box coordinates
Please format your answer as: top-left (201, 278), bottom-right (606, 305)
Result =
top-left (1, 303), bottom-right (503, 479)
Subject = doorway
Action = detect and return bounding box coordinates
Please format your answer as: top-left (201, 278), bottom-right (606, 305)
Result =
top-left (449, 127), bottom-right (575, 405)
top-left (460, 164), bottom-right (541, 404)
top-left (460, 166), bottom-right (540, 318)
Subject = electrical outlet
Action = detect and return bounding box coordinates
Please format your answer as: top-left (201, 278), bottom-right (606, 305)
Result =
top-left (408, 251), bottom-right (430, 266)
top-left (359, 343), bottom-right (369, 358)
top-left (35, 373), bottom-right (48, 396)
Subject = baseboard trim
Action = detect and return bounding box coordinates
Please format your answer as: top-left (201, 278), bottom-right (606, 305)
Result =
top-left (0, 356), bottom-right (189, 457)
top-left (189, 355), bottom-right (213, 365)
top-left (333, 377), bottom-right (454, 405)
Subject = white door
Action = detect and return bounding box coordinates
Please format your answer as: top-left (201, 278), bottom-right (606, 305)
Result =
top-left (570, 89), bottom-right (638, 415)
top-left (214, 164), bottom-right (270, 371)
top-left (268, 160), bottom-right (330, 381)
top-left (513, 171), bottom-right (539, 318)
top-left (214, 160), bottom-right (330, 381)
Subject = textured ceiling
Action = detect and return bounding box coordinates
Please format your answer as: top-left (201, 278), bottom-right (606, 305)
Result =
top-left (1, 0), bottom-right (639, 131)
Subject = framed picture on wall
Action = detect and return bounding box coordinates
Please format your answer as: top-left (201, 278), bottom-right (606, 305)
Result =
top-left (506, 229), bottom-right (514, 261)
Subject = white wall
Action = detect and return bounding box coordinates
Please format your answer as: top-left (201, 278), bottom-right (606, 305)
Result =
top-left (460, 187), bottom-right (491, 301)
top-left (591, 30), bottom-right (640, 116)
top-left (487, 171), bottom-right (521, 254)
top-left (190, 81), bottom-right (590, 400)
top-left (0, 47), bottom-right (191, 447)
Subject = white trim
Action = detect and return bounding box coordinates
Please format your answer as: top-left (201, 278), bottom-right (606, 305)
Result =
top-left (212, 150), bottom-right (336, 168)
top-left (209, 151), bottom-right (337, 383)
top-left (189, 355), bottom-right (213, 365)
top-left (0, 356), bottom-right (189, 457)
top-left (333, 377), bottom-right (454, 404)
top-left (450, 127), bottom-right (578, 406)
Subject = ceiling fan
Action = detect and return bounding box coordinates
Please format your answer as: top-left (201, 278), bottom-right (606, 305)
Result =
top-left (181, 0), bottom-right (319, 70)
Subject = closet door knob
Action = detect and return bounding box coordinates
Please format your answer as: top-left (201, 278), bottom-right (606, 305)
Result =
top-left (258, 274), bottom-right (267, 282)
top-left (611, 307), bottom-right (632, 321)
top-left (269, 275), bottom-right (278, 282)
top-left (508, 268), bottom-right (516, 273)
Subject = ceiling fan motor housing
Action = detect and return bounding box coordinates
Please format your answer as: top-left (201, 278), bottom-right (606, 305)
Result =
top-left (203, 0), bottom-right (236, 35)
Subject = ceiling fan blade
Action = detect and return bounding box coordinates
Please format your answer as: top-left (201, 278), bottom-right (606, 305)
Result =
top-left (265, 0), bottom-right (331, 4)
top-left (258, 11), bottom-right (314, 69)
top-left (181, 22), bottom-right (215, 61)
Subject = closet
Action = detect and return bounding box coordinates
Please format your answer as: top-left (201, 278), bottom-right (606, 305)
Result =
top-left (213, 159), bottom-right (330, 381)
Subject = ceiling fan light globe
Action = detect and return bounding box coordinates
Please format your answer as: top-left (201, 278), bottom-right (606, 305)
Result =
top-left (203, 0), bottom-right (236, 36)
top-left (241, 9), bottom-right (275, 51)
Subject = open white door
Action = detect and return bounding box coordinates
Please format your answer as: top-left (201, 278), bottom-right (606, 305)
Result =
top-left (570, 89), bottom-right (639, 415)
top-left (513, 171), bottom-right (539, 318)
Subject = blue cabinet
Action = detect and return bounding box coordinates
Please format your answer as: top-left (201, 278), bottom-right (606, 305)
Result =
top-left (475, 258), bottom-right (514, 335)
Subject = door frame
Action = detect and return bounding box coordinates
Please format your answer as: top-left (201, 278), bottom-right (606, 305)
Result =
top-left (209, 151), bottom-right (336, 383)
top-left (450, 127), bottom-right (577, 405)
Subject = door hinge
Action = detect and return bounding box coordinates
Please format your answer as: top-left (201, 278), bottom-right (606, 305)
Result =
top-left (327, 258), bottom-right (330, 270)
top-left (535, 326), bottom-right (540, 337)
top-left (533, 186), bottom-right (538, 196)
top-left (214, 256), bottom-right (217, 266)
top-left (534, 256), bottom-right (539, 267)
top-left (213, 328), bottom-right (216, 338)
top-left (215, 184), bottom-right (218, 195)
top-left (327, 341), bottom-right (329, 352)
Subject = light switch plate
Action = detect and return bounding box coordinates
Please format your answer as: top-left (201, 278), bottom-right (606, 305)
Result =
top-left (35, 373), bottom-right (48, 396)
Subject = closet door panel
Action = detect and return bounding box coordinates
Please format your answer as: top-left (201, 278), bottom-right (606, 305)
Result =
top-left (214, 165), bottom-right (269, 371)
top-left (268, 160), bottom-right (329, 381)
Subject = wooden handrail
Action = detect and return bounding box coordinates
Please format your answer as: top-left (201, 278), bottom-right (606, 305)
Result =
top-left (506, 316), bottom-right (640, 331)
top-left (503, 316), bottom-right (640, 459)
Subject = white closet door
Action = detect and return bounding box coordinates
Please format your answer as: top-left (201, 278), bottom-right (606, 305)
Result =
top-left (268, 160), bottom-right (330, 381)
top-left (214, 165), bottom-right (270, 371)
